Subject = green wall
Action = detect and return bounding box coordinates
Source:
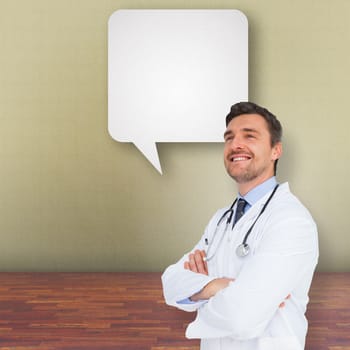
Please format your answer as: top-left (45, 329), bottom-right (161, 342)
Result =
top-left (0, 0), bottom-right (348, 272)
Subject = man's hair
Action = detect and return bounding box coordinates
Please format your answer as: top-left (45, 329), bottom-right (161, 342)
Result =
top-left (225, 101), bottom-right (283, 174)
top-left (226, 101), bottom-right (282, 146)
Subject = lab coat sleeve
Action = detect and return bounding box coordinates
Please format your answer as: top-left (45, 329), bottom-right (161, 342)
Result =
top-left (161, 223), bottom-right (218, 312)
top-left (162, 260), bottom-right (215, 312)
top-left (186, 206), bottom-right (319, 340)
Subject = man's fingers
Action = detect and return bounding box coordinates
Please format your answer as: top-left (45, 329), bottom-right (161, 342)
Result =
top-left (184, 250), bottom-right (209, 275)
top-left (188, 253), bottom-right (198, 273)
top-left (199, 250), bottom-right (209, 274)
top-left (194, 250), bottom-right (207, 275)
top-left (279, 294), bottom-right (291, 308)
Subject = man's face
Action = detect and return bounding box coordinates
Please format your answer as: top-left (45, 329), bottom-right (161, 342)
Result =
top-left (223, 114), bottom-right (282, 190)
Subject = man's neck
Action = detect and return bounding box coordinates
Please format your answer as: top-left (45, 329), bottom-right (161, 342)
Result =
top-left (238, 174), bottom-right (275, 196)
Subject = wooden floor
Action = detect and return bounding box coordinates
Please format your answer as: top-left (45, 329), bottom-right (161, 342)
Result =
top-left (0, 272), bottom-right (348, 350)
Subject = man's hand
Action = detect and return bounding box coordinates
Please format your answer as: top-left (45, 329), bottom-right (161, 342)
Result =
top-left (184, 249), bottom-right (208, 275)
top-left (184, 250), bottom-right (234, 301)
top-left (190, 277), bottom-right (235, 301)
top-left (279, 294), bottom-right (291, 308)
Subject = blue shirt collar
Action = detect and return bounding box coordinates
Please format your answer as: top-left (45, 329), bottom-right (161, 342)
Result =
top-left (239, 177), bottom-right (278, 210)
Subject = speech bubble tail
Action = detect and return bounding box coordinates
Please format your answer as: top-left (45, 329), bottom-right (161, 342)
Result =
top-left (134, 141), bottom-right (163, 174)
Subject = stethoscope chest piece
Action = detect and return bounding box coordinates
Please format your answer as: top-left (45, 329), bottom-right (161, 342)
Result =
top-left (236, 243), bottom-right (250, 257)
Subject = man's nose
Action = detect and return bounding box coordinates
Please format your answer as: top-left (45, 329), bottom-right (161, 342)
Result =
top-left (230, 135), bottom-right (244, 149)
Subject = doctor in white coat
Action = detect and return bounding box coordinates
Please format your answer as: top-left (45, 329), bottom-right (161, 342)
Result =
top-left (162, 102), bottom-right (318, 350)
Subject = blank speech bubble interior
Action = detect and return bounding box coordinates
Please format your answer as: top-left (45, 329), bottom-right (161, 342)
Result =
top-left (108, 9), bottom-right (248, 174)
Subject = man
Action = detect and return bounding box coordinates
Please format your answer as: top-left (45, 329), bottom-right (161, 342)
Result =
top-left (162, 102), bottom-right (318, 350)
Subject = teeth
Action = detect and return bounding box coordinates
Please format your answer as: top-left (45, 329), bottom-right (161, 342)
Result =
top-left (233, 156), bottom-right (248, 162)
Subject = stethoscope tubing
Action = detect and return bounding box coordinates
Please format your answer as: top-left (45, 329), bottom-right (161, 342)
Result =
top-left (204, 184), bottom-right (279, 261)
top-left (241, 184), bottom-right (279, 245)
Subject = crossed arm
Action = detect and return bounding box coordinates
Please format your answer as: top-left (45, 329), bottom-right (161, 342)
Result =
top-left (184, 249), bottom-right (289, 306)
top-left (184, 249), bottom-right (233, 301)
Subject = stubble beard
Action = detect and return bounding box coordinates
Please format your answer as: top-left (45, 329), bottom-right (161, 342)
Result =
top-left (227, 162), bottom-right (270, 185)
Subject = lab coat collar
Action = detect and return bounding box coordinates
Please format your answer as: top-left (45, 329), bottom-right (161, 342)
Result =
top-left (239, 177), bottom-right (278, 209)
top-left (233, 182), bottom-right (290, 229)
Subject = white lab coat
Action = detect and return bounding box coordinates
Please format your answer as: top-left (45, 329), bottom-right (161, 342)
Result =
top-left (162, 183), bottom-right (318, 350)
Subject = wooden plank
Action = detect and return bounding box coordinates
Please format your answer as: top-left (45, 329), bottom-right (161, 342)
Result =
top-left (305, 273), bottom-right (350, 350)
top-left (0, 272), bottom-right (348, 349)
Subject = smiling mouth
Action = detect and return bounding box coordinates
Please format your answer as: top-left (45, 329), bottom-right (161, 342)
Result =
top-left (230, 155), bottom-right (251, 162)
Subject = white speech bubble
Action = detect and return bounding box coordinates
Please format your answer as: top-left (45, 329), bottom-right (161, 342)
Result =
top-left (108, 9), bottom-right (248, 174)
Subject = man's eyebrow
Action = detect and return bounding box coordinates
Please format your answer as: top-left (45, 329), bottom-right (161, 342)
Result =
top-left (242, 127), bottom-right (259, 134)
top-left (223, 128), bottom-right (259, 138)
top-left (223, 130), bottom-right (233, 138)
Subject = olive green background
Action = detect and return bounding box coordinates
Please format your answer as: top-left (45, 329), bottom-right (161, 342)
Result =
top-left (0, 0), bottom-right (348, 272)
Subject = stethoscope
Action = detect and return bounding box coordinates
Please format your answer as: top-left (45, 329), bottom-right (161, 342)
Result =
top-left (204, 184), bottom-right (279, 260)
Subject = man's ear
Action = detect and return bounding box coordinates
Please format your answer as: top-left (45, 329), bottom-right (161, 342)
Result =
top-left (272, 142), bottom-right (283, 161)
